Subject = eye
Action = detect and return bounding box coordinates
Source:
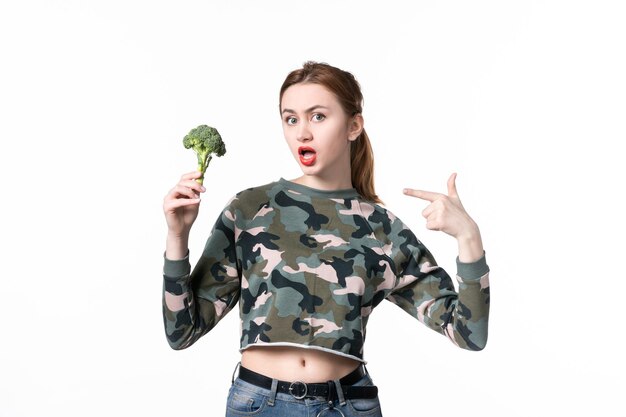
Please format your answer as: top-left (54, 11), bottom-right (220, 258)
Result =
top-left (285, 116), bottom-right (297, 125)
top-left (312, 113), bottom-right (326, 122)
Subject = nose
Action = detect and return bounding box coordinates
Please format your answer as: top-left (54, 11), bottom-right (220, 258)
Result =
top-left (296, 120), bottom-right (312, 142)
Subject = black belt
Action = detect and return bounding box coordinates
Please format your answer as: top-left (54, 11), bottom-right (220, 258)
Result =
top-left (237, 364), bottom-right (378, 400)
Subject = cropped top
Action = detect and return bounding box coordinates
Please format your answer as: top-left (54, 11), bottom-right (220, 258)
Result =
top-left (162, 178), bottom-right (490, 362)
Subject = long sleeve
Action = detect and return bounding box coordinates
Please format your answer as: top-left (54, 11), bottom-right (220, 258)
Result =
top-left (385, 218), bottom-right (490, 351)
top-left (162, 203), bottom-right (241, 350)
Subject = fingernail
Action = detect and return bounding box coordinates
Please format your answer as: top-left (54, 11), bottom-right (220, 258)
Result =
top-left (201, 186), bottom-right (206, 192)
top-left (403, 189), bottom-right (408, 194)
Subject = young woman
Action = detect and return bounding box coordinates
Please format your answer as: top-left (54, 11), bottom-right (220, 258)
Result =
top-left (162, 61), bottom-right (490, 416)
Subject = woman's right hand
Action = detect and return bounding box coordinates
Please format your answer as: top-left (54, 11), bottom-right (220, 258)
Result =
top-left (163, 171), bottom-right (206, 239)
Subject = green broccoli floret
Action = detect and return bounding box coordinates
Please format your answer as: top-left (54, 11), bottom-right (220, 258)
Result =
top-left (182, 125), bottom-right (226, 185)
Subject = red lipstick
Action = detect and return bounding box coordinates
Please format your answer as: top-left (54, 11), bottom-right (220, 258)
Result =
top-left (298, 146), bottom-right (317, 166)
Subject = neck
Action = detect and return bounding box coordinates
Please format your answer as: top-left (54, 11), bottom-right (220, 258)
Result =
top-left (291, 173), bottom-right (353, 191)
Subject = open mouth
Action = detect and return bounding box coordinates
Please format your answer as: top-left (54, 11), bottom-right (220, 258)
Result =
top-left (298, 146), bottom-right (317, 166)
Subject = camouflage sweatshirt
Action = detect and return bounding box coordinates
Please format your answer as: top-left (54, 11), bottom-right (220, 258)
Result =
top-left (162, 178), bottom-right (490, 362)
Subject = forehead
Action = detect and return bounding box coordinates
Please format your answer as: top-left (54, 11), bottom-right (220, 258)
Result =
top-left (281, 83), bottom-right (340, 111)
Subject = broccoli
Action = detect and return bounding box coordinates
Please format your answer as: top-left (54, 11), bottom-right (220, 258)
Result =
top-left (182, 125), bottom-right (226, 185)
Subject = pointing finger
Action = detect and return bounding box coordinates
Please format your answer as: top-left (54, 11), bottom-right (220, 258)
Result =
top-left (447, 173), bottom-right (459, 198)
top-left (403, 188), bottom-right (442, 202)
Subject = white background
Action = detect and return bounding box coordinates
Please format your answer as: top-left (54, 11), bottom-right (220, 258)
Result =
top-left (1, 1), bottom-right (625, 416)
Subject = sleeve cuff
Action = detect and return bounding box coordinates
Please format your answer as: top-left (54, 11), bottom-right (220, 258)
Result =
top-left (456, 251), bottom-right (489, 281)
top-left (163, 251), bottom-right (191, 280)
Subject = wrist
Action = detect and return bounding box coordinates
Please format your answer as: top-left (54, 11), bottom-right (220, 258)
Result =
top-left (456, 219), bottom-right (480, 242)
top-left (166, 233), bottom-right (190, 260)
top-left (456, 224), bottom-right (484, 263)
top-left (167, 230), bottom-right (190, 242)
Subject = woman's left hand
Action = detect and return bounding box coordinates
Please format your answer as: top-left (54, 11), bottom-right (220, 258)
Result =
top-left (403, 173), bottom-right (479, 241)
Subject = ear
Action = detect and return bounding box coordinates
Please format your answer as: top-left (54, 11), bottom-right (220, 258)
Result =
top-left (348, 113), bottom-right (364, 142)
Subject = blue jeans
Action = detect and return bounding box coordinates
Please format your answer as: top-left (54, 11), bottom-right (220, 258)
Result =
top-left (225, 368), bottom-right (383, 416)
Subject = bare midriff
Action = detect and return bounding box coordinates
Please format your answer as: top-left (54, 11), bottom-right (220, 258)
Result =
top-left (241, 345), bottom-right (361, 383)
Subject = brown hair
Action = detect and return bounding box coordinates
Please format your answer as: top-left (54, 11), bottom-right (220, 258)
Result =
top-left (279, 61), bottom-right (381, 204)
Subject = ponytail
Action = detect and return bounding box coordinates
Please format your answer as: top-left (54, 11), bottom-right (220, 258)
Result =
top-left (351, 129), bottom-right (381, 204)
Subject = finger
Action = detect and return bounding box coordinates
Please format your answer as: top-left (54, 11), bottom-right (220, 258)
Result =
top-left (422, 204), bottom-right (435, 218)
top-left (403, 188), bottom-right (442, 202)
top-left (173, 185), bottom-right (200, 200)
top-left (447, 173), bottom-right (458, 198)
top-left (181, 171), bottom-right (203, 181)
top-left (180, 179), bottom-right (206, 194)
top-left (425, 218), bottom-right (440, 231)
top-left (164, 198), bottom-right (201, 211)
top-left (167, 185), bottom-right (200, 201)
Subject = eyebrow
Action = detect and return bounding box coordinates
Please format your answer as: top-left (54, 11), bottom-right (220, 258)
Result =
top-left (281, 105), bottom-right (330, 115)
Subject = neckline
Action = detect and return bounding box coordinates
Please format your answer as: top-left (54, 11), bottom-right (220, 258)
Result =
top-left (278, 178), bottom-right (360, 199)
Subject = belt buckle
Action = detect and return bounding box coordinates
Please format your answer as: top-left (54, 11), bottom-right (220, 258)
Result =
top-left (289, 381), bottom-right (308, 399)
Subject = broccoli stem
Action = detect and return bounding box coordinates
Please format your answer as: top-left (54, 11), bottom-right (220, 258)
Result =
top-left (195, 154), bottom-right (213, 185)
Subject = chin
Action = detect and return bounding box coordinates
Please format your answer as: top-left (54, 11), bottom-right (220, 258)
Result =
top-left (298, 164), bottom-right (323, 176)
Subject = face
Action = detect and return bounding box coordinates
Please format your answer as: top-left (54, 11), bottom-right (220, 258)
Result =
top-left (280, 83), bottom-right (362, 181)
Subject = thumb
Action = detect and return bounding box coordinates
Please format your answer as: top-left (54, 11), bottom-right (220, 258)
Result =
top-left (447, 172), bottom-right (459, 198)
